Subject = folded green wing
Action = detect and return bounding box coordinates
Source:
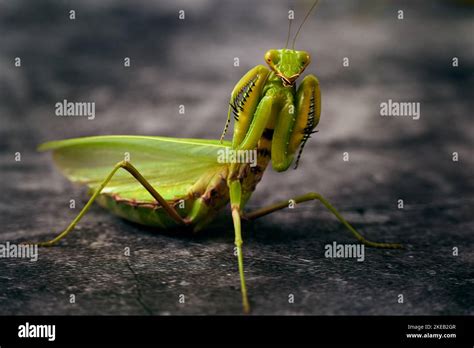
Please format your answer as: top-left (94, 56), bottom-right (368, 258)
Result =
top-left (39, 135), bottom-right (231, 202)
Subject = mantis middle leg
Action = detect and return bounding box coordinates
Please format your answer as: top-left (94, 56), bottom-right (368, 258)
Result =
top-left (229, 180), bottom-right (250, 313)
top-left (244, 192), bottom-right (402, 249)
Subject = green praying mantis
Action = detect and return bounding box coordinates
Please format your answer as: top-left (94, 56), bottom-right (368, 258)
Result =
top-left (28, 0), bottom-right (402, 313)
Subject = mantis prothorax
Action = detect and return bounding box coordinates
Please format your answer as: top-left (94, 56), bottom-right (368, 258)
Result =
top-left (28, 0), bottom-right (402, 314)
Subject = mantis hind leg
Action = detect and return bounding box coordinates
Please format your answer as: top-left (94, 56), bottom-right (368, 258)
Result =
top-left (229, 180), bottom-right (250, 313)
top-left (244, 192), bottom-right (402, 249)
top-left (30, 160), bottom-right (186, 247)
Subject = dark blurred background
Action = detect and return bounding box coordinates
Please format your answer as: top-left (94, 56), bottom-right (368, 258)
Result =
top-left (0, 0), bottom-right (473, 315)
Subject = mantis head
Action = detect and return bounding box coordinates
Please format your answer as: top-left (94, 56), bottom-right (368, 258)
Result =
top-left (264, 49), bottom-right (311, 87)
top-left (264, 0), bottom-right (320, 87)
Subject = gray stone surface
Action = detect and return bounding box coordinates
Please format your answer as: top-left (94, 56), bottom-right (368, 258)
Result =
top-left (0, 0), bottom-right (473, 315)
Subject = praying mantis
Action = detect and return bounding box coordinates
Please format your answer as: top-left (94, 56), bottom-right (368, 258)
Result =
top-left (28, 0), bottom-right (402, 313)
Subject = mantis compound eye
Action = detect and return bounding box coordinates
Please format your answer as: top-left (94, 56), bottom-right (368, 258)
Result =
top-left (298, 51), bottom-right (311, 68)
top-left (264, 50), bottom-right (279, 66)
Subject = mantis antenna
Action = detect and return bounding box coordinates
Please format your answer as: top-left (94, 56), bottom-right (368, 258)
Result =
top-left (292, 0), bottom-right (320, 49)
top-left (284, 14), bottom-right (292, 48)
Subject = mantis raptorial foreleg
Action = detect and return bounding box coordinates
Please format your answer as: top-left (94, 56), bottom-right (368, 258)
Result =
top-left (244, 192), bottom-right (403, 249)
top-left (272, 74), bottom-right (321, 171)
top-left (229, 180), bottom-right (250, 314)
top-left (220, 65), bottom-right (270, 146)
top-left (270, 100), bottom-right (297, 171)
top-left (32, 161), bottom-right (186, 247)
top-left (238, 95), bottom-right (275, 151)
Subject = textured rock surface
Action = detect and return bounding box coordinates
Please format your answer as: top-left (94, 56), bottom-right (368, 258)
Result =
top-left (0, 0), bottom-right (473, 315)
